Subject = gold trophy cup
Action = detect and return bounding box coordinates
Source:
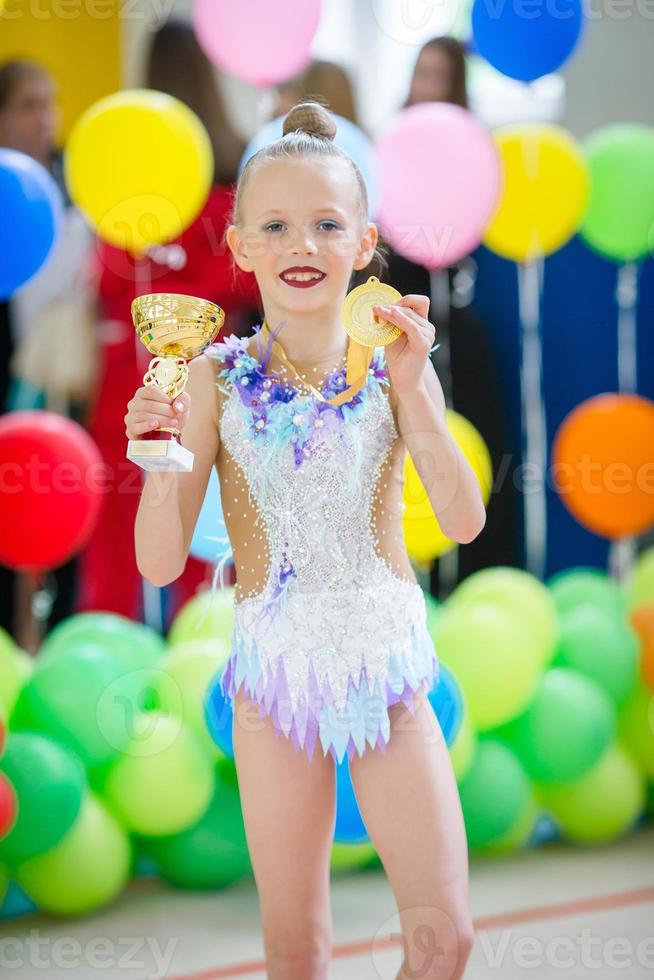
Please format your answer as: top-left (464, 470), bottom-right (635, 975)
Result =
top-left (127, 293), bottom-right (225, 472)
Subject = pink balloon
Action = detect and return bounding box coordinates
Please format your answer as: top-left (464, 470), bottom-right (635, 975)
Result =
top-left (375, 103), bottom-right (501, 269)
top-left (193, 0), bottom-right (321, 88)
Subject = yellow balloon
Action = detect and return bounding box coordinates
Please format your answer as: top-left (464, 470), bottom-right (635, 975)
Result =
top-left (402, 410), bottom-right (492, 564)
top-left (64, 89), bottom-right (213, 254)
top-left (484, 124), bottom-right (590, 262)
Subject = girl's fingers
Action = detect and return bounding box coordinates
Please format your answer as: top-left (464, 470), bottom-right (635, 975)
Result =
top-left (134, 401), bottom-right (177, 418)
top-left (374, 304), bottom-right (430, 352)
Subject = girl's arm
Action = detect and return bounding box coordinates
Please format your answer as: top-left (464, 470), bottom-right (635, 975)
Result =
top-left (394, 360), bottom-right (487, 546)
top-left (134, 353), bottom-right (219, 587)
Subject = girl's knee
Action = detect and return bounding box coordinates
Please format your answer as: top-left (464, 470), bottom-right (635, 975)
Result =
top-left (264, 925), bottom-right (332, 980)
top-left (397, 905), bottom-right (475, 980)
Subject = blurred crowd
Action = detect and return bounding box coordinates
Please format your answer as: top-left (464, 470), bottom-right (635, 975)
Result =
top-left (0, 21), bottom-right (517, 643)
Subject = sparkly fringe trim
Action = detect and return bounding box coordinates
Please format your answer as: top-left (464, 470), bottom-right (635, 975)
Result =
top-left (211, 622), bottom-right (440, 765)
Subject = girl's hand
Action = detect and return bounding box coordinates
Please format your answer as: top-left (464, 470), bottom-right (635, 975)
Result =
top-left (372, 294), bottom-right (436, 395)
top-left (124, 384), bottom-right (191, 440)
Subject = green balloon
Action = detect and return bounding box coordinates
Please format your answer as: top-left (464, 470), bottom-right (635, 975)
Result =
top-left (143, 758), bottom-right (250, 888)
top-left (10, 645), bottom-right (156, 769)
top-left (0, 864), bottom-right (8, 905)
top-left (331, 841), bottom-right (376, 871)
top-left (458, 738), bottom-right (533, 849)
top-left (448, 567), bottom-right (559, 666)
top-left (155, 639), bottom-right (229, 756)
top-left (497, 668), bottom-right (616, 783)
top-left (618, 682), bottom-right (654, 780)
top-left (580, 123), bottom-right (654, 263)
top-left (538, 743), bottom-right (645, 843)
top-left (425, 593), bottom-right (443, 636)
top-left (0, 732), bottom-right (85, 865)
top-left (547, 567), bottom-right (627, 619)
top-left (168, 587), bottom-right (234, 645)
top-left (625, 546), bottom-right (654, 611)
top-left (475, 797), bottom-right (540, 857)
top-left (554, 606), bottom-right (639, 705)
top-left (15, 792), bottom-right (132, 916)
top-left (0, 632), bottom-right (33, 717)
top-left (449, 709), bottom-right (477, 783)
top-left (435, 601), bottom-right (542, 729)
top-left (41, 612), bottom-right (165, 671)
top-left (103, 711), bottom-right (213, 836)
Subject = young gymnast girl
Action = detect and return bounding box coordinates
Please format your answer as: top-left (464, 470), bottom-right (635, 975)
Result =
top-left (126, 100), bottom-right (485, 980)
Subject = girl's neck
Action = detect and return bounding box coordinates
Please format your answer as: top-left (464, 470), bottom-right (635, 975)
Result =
top-left (261, 307), bottom-right (349, 365)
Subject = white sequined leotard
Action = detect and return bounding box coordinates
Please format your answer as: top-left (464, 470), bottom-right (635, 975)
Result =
top-left (203, 326), bottom-right (439, 764)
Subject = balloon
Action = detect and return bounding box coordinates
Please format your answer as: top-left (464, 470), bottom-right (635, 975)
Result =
top-left (434, 602), bottom-right (541, 729)
top-left (402, 409), bottom-right (492, 564)
top-left (471, 0), bottom-right (584, 81)
top-left (537, 743), bottom-right (645, 844)
top-left (625, 546), bottom-right (654, 611)
top-left (168, 586), bottom-right (235, 645)
top-left (0, 148), bottom-right (64, 299)
top-left (580, 124), bottom-right (654, 263)
top-left (203, 665), bottom-right (233, 759)
top-left (0, 630), bottom-right (33, 717)
top-left (618, 682), bottom-right (654, 780)
top-left (629, 605), bottom-right (654, 691)
top-left (553, 606), bottom-right (639, 706)
top-left (239, 113), bottom-right (379, 218)
top-left (331, 841), bottom-right (376, 871)
top-left (41, 612), bottom-right (165, 668)
top-left (156, 639), bottom-right (229, 755)
top-left (375, 103), bottom-right (500, 268)
top-left (193, 0), bottom-right (320, 87)
top-left (143, 759), bottom-right (250, 888)
top-left (0, 411), bottom-right (103, 570)
top-left (11, 646), bottom-right (156, 770)
top-left (427, 664), bottom-right (463, 746)
top-left (103, 712), bottom-right (213, 836)
top-left (547, 567), bottom-right (627, 619)
top-left (0, 773), bottom-right (16, 841)
top-left (190, 467), bottom-right (232, 564)
top-left (497, 668), bottom-right (616, 783)
top-left (458, 738), bottom-right (534, 849)
top-left (483, 125), bottom-right (589, 262)
top-left (552, 394), bottom-right (654, 538)
top-left (15, 792), bottom-right (131, 916)
top-left (64, 89), bottom-right (213, 254)
top-left (448, 710), bottom-right (477, 783)
top-left (448, 567), bottom-right (559, 667)
top-left (334, 759), bottom-right (368, 844)
top-left (0, 733), bottom-right (85, 864)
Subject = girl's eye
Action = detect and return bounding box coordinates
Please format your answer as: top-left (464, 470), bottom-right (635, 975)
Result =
top-left (264, 222), bottom-right (285, 232)
top-left (318, 220), bottom-right (342, 231)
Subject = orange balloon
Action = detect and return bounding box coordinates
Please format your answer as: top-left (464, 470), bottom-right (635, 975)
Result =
top-left (630, 604), bottom-right (654, 691)
top-left (552, 394), bottom-right (654, 538)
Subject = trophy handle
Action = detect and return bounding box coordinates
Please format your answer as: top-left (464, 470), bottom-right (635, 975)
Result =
top-left (127, 354), bottom-right (194, 472)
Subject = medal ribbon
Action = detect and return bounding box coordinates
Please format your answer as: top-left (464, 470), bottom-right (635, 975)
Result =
top-left (260, 319), bottom-right (374, 406)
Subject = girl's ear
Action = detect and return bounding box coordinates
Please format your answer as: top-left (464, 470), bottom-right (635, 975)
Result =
top-left (352, 222), bottom-right (379, 271)
top-left (226, 225), bottom-right (254, 272)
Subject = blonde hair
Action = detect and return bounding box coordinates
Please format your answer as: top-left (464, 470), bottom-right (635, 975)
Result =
top-left (228, 99), bottom-right (387, 272)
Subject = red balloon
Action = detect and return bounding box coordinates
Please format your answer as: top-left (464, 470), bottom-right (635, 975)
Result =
top-left (0, 411), bottom-right (104, 570)
top-left (0, 773), bottom-right (16, 840)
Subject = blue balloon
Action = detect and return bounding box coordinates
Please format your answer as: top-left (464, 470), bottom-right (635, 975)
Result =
top-left (0, 148), bottom-right (64, 299)
top-left (239, 113), bottom-right (379, 218)
top-left (428, 664), bottom-right (463, 747)
top-left (190, 467), bottom-right (232, 564)
top-left (471, 0), bottom-right (584, 82)
top-left (203, 668), bottom-right (234, 759)
top-left (334, 757), bottom-right (368, 844)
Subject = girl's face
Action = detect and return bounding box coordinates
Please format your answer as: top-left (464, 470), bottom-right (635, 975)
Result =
top-left (407, 45), bottom-right (453, 106)
top-left (226, 156), bottom-right (378, 319)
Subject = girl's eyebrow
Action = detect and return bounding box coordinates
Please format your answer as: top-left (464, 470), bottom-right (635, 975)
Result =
top-left (257, 206), bottom-right (348, 220)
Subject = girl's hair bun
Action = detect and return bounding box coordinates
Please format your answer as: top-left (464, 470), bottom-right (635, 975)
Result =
top-left (282, 100), bottom-right (337, 141)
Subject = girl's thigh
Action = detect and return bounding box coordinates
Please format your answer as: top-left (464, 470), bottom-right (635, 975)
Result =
top-left (231, 688), bottom-right (337, 954)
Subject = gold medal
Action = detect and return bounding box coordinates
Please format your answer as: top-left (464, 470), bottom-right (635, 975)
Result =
top-left (341, 275), bottom-right (403, 347)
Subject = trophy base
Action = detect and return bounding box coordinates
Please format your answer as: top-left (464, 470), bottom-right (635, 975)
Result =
top-left (127, 438), bottom-right (194, 472)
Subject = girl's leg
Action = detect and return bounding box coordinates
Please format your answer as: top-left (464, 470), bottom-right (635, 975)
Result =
top-left (349, 687), bottom-right (475, 980)
top-left (231, 688), bottom-right (337, 980)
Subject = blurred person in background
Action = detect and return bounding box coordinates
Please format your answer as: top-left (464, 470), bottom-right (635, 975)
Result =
top-left (77, 17), bottom-right (261, 626)
top-left (0, 59), bottom-right (98, 644)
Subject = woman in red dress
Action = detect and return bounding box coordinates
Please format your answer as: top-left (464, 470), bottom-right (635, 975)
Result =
top-left (77, 18), bottom-right (261, 623)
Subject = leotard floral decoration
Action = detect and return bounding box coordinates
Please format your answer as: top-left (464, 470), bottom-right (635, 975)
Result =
top-left (205, 325), bottom-right (391, 625)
